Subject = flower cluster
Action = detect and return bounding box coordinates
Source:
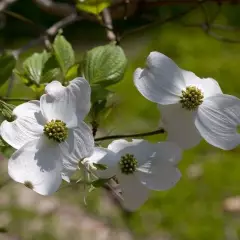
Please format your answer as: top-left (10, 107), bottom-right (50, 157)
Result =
top-left (0, 78), bottom-right (94, 195)
top-left (2, 51), bottom-right (240, 211)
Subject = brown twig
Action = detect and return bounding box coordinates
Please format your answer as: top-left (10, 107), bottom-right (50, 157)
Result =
top-left (121, 3), bottom-right (199, 39)
top-left (7, 13), bottom-right (81, 97)
top-left (95, 128), bottom-right (165, 142)
top-left (32, 0), bottom-right (75, 17)
top-left (102, 8), bottom-right (117, 42)
top-left (142, 0), bottom-right (238, 7)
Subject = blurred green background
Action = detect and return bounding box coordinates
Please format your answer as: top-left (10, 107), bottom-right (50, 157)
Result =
top-left (2, 1), bottom-right (240, 240)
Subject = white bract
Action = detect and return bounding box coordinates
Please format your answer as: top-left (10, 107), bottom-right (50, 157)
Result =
top-left (0, 78), bottom-right (94, 195)
top-left (84, 139), bottom-right (181, 211)
top-left (134, 52), bottom-right (240, 150)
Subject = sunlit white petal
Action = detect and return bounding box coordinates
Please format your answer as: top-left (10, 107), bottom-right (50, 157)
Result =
top-left (136, 142), bottom-right (181, 190)
top-left (45, 80), bottom-right (65, 97)
top-left (40, 81), bottom-right (78, 128)
top-left (159, 104), bottom-right (202, 149)
top-left (195, 94), bottom-right (240, 150)
top-left (117, 173), bottom-right (149, 211)
top-left (134, 52), bottom-right (185, 104)
top-left (60, 123), bottom-right (94, 181)
top-left (8, 138), bottom-right (62, 195)
top-left (68, 78), bottom-right (91, 121)
top-left (182, 70), bottom-right (223, 98)
top-left (0, 101), bottom-right (44, 149)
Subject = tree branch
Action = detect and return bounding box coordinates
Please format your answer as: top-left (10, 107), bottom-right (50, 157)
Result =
top-left (8, 13), bottom-right (81, 97)
top-left (32, 0), bottom-right (75, 17)
top-left (12, 13), bottom-right (81, 58)
top-left (0, 0), bottom-right (18, 12)
top-left (121, 3), bottom-right (199, 39)
top-left (94, 128), bottom-right (165, 142)
top-left (102, 8), bottom-right (117, 42)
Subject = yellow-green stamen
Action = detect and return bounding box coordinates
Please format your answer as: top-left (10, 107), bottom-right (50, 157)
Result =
top-left (180, 86), bottom-right (204, 111)
top-left (44, 120), bottom-right (68, 143)
top-left (119, 154), bottom-right (138, 175)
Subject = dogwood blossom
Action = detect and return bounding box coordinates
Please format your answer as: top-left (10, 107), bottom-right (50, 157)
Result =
top-left (84, 139), bottom-right (181, 211)
top-left (0, 78), bottom-right (94, 195)
top-left (134, 52), bottom-right (240, 150)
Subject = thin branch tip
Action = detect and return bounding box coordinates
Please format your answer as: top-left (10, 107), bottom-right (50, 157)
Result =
top-left (95, 128), bottom-right (165, 142)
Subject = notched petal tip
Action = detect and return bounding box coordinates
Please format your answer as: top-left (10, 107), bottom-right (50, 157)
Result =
top-left (45, 80), bottom-right (66, 98)
top-left (134, 51), bottom-right (184, 105)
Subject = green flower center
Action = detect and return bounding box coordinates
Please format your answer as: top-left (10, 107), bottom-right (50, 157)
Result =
top-left (43, 120), bottom-right (68, 143)
top-left (180, 86), bottom-right (204, 111)
top-left (119, 154), bottom-right (138, 175)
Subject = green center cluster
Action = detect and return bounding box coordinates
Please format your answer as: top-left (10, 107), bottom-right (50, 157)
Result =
top-left (180, 86), bottom-right (204, 110)
top-left (119, 154), bottom-right (138, 175)
top-left (43, 120), bottom-right (68, 143)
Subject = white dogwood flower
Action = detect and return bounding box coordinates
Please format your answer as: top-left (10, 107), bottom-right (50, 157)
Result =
top-left (85, 139), bottom-right (181, 211)
top-left (0, 78), bottom-right (94, 195)
top-left (134, 52), bottom-right (240, 150)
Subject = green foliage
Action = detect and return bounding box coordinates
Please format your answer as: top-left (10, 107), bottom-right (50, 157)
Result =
top-left (93, 163), bottom-right (108, 170)
top-left (91, 178), bottom-right (109, 188)
top-left (5, 6), bottom-right (240, 240)
top-left (0, 100), bottom-right (15, 122)
top-left (40, 68), bottom-right (61, 83)
top-left (22, 50), bottom-right (51, 84)
top-left (89, 86), bottom-right (115, 128)
top-left (53, 34), bottom-right (76, 77)
top-left (91, 85), bottom-right (111, 102)
top-left (65, 63), bottom-right (79, 81)
top-left (76, 0), bottom-right (111, 15)
top-left (15, 50), bottom-right (62, 93)
top-left (81, 44), bottom-right (127, 87)
top-left (0, 52), bottom-right (16, 88)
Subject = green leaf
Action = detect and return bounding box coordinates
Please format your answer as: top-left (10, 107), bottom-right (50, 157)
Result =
top-left (91, 84), bottom-right (111, 102)
top-left (23, 50), bottom-right (51, 84)
top-left (93, 163), bottom-right (108, 170)
top-left (15, 69), bottom-right (45, 93)
top-left (82, 44), bottom-right (127, 87)
top-left (42, 55), bottom-right (59, 74)
top-left (0, 52), bottom-right (16, 88)
top-left (76, 0), bottom-right (111, 15)
top-left (41, 68), bottom-right (61, 83)
top-left (91, 178), bottom-right (109, 188)
top-left (65, 63), bottom-right (79, 81)
top-left (0, 100), bottom-right (15, 121)
top-left (53, 34), bottom-right (75, 75)
top-left (14, 70), bottom-right (32, 86)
